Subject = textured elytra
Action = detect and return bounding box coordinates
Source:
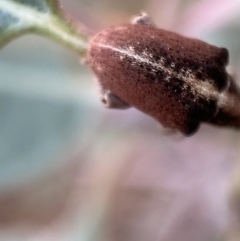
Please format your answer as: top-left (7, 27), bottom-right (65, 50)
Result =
top-left (87, 24), bottom-right (234, 135)
top-left (210, 77), bottom-right (240, 127)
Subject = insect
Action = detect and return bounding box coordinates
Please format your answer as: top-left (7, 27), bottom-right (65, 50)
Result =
top-left (87, 12), bottom-right (240, 136)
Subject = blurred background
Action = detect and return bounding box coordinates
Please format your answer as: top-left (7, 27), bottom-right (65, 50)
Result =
top-left (1, 0), bottom-right (240, 240)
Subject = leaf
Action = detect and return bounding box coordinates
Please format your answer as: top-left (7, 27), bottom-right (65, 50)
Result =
top-left (0, 0), bottom-right (56, 46)
top-left (0, 0), bottom-right (88, 55)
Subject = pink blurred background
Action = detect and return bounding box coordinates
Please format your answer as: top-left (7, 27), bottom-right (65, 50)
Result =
top-left (1, 0), bottom-right (240, 240)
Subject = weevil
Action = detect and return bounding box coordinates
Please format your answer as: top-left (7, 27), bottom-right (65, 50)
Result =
top-left (87, 13), bottom-right (240, 136)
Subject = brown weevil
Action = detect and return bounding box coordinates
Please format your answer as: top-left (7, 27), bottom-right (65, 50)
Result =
top-left (87, 12), bottom-right (240, 136)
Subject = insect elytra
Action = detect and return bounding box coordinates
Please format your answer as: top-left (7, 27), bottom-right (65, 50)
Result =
top-left (87, 13), bottom-right (240, 136)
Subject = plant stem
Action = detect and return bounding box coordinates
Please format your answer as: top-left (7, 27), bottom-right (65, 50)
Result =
top-left (38, 13), bottom-right (89, 57)
top-left (0, 0), bottom-right (90, 57)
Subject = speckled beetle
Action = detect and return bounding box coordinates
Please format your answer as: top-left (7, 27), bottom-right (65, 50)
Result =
top-left (87, 12), bottom-right (240, 136)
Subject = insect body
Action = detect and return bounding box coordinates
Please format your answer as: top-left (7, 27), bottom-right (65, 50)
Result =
top-left (87, 13), bottom-right (240, 135)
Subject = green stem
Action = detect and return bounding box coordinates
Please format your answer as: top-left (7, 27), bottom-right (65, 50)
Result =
top-left (0, 0), bottom-right (90, 57)
top-left (37, 14), bottom-right (89, 57)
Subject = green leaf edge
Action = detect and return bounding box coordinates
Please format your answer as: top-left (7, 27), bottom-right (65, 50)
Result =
top-left (0, 0), bottom-right (89, 57)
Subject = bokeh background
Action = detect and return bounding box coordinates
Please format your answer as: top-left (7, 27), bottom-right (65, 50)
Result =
top-left (1, 0), bottom-right (240, 240)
